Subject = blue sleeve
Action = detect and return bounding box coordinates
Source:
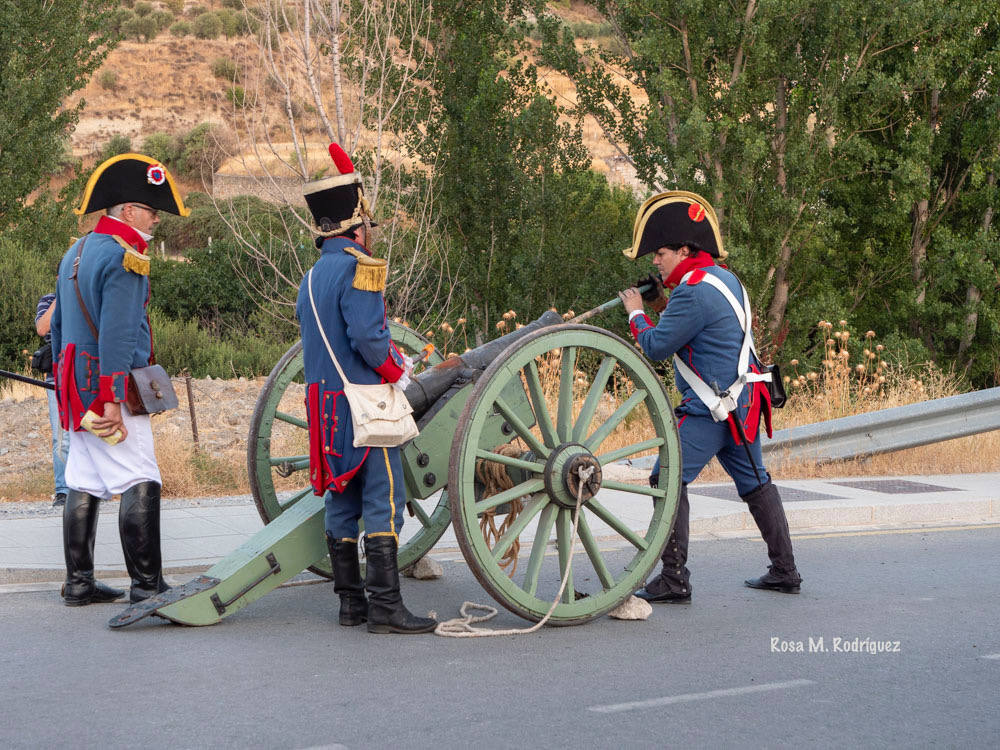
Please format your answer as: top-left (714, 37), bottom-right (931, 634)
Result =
top-left (340, 278), bottom-right (393, 370)
top-left (637, 285), bottom-right (706, 361)
top-left (96, 258), bottom-right (147, 394)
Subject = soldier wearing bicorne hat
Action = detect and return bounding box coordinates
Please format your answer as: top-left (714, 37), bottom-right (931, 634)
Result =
top-left (296, 143), bottom-right (436, 634)
top-left (619, 191), bottom-right (802, 602)
top-left (50, 153), bottom-right (189, 606)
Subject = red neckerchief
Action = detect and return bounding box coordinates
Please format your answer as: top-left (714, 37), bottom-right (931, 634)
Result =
top-left (663, 250), bottom-right (715, 289)
top-left (94, 215), bottom-right (148, 253)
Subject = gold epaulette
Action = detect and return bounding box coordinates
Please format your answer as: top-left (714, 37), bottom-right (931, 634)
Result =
top-left (343, 246), bottom-right (387, 292)
top-left (113, 235), bottom-right (150, 276)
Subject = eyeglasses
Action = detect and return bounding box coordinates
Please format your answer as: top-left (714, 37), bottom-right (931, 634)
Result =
top-left (127, 203), bottom-right (159, 218)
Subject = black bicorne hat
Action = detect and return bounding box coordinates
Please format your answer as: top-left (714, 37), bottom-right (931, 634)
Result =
top-left (303, 143), bottom-right (377, 235)
top-left (75, 153), bottom-right (190, 216)
top-left (624, 190), bottom-right (725, 260)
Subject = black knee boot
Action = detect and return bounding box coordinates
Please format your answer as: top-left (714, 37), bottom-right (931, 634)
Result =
top-left (364, 536), bottom-right (436, 634)
top-left (637, 483), bottom-right (692, 603)
top-left (119, 481), bottom-right (169, 603)
top-left (742, 481), bottom-right (802, 593)
top-left (326, 533), bottom-right (368, 626)
top-left (62, 490), bottom-right (124, 606)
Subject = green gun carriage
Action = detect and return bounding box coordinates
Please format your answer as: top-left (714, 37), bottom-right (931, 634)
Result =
top-left (111, 310), bottom-right (683, 629)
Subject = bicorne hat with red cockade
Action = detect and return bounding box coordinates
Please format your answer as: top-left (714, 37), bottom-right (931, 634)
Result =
top-left (303, 143), bottom-right (377, 235)
top-left (75, 153), bottom-right (190, 216)
top-left (623, 190), bottom-right (726, 260)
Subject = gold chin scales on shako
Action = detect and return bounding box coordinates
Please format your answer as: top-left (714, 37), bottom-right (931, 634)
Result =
top-left (623, 190), bottom-right (727, 260)
top-left (107, 175), bottom-right (694, 632)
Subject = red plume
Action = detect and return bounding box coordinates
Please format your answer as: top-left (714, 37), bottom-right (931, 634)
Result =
top-left (328, 142), bottom-right (354, 175)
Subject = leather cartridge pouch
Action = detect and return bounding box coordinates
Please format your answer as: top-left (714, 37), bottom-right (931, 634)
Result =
top-left (765, 363), bottom-right (786, 409)
top-left (126, 365), bottom-right (178, 415)
top-left (72, 237), bottom-right (178, 416)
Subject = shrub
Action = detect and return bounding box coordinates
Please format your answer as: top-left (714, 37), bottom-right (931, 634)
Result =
top-left (221, 0), bottom-right (244, 8)
top-left (122, 13), bottom-right (160, 41)
top-left (193, 11), bottom-right (222, 39)
top-left (176, 122), bottom-right (232, 177)
top-left (108, 8), bottom-right (136, 35)
top-left (141, 132), bottom-right (182, 165)
top-left (217, 8), bottom-right (245, 38)
top-left (151, 10), bottom-right (174, 31)
top-left (99, 134), bottom-right (132, 161)
top-left (186, 4), bottom-right (207, 17)
top-left (225, 85), bottom-right (246, 108)
top-left (133, 1), bottom-right (153, 17)
top-left (210, 57), bottom-right (239, 82)
top-left (97, 69), bottom-right (118, 90)
top-left (170, 20), bottom-right (191, 36)
top-left (164, 0), bottom-right (184, 14)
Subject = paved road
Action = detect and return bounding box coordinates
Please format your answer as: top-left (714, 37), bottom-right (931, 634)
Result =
top-left (1, 525), bottom-right (998, 749)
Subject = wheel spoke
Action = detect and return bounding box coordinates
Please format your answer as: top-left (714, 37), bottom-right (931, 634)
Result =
top-left (577, 510), bottom-right (616, 590)
top-left (278, 486), bottom-right (314, 511)
top-left (556, 346), bottom-right (577, 441)
top-left (556, 508), bottom-right (575, 603)
top-left (474, 478), bottom-right (545, 513)
top-left (597, 437), bottom-right (665, 465)
top-left (491, 495), bottom-right (548, 561)
top-left (586, 498), bottom-right (650, 550)
top-left (524, 359), bottom-right (559, 448)
top-left (409, 499), bottom-right (432, 528)
top-left (583, 389), bottom-right (647, 451)
top-left (474, 449), bottom-right (544, 473)
top-left (523, 503), bottom-right (558, 596)
top-left (599, 479), bottom-right (667, 498)
top-left (494, 398), bottom-right (549, 458)
top-left (571, 356), bottom-right (617, 443)
top-left (274, 411), bottom-right (307, 430)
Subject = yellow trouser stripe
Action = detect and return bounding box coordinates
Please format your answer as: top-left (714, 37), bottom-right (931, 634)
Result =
top-left (369, 448), bottom-right (398, 543)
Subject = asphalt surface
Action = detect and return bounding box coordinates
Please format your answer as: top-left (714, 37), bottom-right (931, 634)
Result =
top-left (1, 525), bottom-right (998, 749)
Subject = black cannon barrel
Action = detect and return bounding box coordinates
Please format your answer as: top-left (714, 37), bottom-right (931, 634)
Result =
top-left (403, 309), bottom-right (564, 417)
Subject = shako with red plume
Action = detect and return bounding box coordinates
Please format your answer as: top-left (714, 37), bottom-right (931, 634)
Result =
top-left (302, 142), bottom-right (376, 236)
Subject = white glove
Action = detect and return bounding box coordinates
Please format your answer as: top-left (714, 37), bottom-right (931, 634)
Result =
top-left (391, 355), bottom-right (415, 391)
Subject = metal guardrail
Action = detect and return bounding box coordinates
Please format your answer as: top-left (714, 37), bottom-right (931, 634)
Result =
top-left (623, 387), bottom-right (1000, 470)
top-left (760, 386), bottom-right (1000, 464)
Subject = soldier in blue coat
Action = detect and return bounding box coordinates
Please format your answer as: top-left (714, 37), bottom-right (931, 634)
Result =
top-left (50, 154), bottom-right (189, 606)
top-left (296, 143), bottom-right (435, 634)
top-left (619, 191), bottom-right (802, 602)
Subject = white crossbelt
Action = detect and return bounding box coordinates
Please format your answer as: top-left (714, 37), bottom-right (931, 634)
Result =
top-left (672, 271), bottom-right (772, 422)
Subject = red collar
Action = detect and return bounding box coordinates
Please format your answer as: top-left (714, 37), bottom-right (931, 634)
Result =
top-left (663, 251), bottom-right (715, 289)
top-left (94, 215), bottom-right (148, 253)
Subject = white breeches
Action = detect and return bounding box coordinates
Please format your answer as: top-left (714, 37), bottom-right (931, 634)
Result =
top-left (65, 407), bottom-right (161, 499)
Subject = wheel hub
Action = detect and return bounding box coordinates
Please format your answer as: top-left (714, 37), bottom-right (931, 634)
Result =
top-left (543, 443), bottom-right (603, 507)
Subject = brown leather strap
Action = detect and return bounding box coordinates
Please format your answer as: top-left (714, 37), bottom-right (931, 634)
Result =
top-left (70, 236), bottom-right (100, 342)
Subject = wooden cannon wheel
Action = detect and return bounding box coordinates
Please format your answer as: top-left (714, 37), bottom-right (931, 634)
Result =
top-left (247, 323), bottom-right (447, 578)
top-left (448, 324), bottom-right (682, 625)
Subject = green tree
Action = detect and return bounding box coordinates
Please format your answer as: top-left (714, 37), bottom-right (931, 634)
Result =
top-left (0, 0), bottom-right (117, 232)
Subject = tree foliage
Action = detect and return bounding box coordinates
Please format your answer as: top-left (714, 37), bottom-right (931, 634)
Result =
top-left (0, 0), bottom-right (117, 232)
top-left (542, 0), bottom-right (1000, 385)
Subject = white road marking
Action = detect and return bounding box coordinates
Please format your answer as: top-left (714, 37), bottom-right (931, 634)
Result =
top-left (982, 653), bottom-right (1000, 660)
top-left (587, 678), bottom-right (815, 713)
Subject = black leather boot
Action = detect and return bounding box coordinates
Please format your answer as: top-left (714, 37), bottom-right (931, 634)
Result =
top-left (119, 481), bottom-right (170, 603)
top-left (326, 533), bottom-right (368, 626)
top-left (62, 490), bottom-right (124, 606)
top-left (364, 536), bottom-right (436, 634)
top-left (636, 483), bottom-right (692, 603)
top-left (742, 481), bottom-right (802, 593)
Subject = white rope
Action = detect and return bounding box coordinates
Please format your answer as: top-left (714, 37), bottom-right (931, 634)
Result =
top-left (433, 465), bottom-right (595, 638)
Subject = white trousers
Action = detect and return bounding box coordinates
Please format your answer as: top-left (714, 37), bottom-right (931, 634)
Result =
top-left (65, 407), bottom-right (161, 499)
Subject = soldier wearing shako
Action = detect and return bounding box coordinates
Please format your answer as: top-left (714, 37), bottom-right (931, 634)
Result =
top-left (295, 143), bottom-right (436, 634)
top-left (51, 154), bottom-right (189, 606)
top-left (618, 191), bottom-right (802, 602)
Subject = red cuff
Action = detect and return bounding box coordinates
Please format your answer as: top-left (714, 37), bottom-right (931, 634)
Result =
top-left (629, 314), bottom-right (654, 340)
top-left (374, 351), bottom-right (405, 383)
top-left (98, 373), bottom-right (128, 403)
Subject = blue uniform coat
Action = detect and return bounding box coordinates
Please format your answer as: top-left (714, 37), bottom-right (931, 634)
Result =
top-left (296, 237), bottom-right (406, 494)
top-left (50, 219), bottom-right (152, 431)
